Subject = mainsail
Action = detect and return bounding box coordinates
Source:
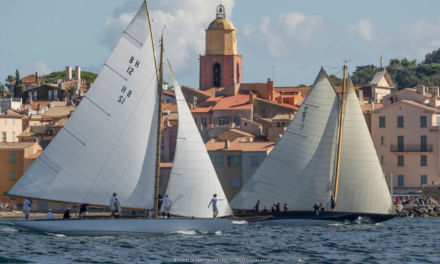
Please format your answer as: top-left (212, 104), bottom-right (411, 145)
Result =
top-left (165, 63), bottom-right (233, 218)
top-left (335, 75), bottom-right (394, 214)
top-left (8, 2), bottom-right (159, 210)
top-left (230, 68), bottom-right (341, 210)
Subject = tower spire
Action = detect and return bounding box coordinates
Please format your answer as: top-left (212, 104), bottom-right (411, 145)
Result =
top-left (216, 4), bottom-right (225, 18)
top-left (380, 56), bottom-right (383, 68)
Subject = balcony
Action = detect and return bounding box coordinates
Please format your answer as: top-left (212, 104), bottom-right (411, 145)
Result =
top-left (390, 145), bottom-right (433, 152)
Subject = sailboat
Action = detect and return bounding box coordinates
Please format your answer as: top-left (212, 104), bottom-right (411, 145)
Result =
top-left (8, 0), bottom-right (232, 236)
top-left (230, 65), bottom-right (396, 225)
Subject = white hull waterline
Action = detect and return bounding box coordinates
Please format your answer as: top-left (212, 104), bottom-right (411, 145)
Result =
top-left (14, 219), bottom-right (232, 236)
top-left (255, 219), bottom-right (341, 226)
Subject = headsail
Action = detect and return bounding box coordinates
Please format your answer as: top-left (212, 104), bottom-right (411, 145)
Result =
top-left (165, 62), bottom-right (233, 218)
top-left (335, 75), bottom-right (394, 214)
top-left (230, 68), bottom-right (341, 210)
top-left (8, 2), bottom-right (158, 210)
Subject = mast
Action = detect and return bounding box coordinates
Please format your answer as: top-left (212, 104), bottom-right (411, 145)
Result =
top-left (333, 63), bottom-right (347, 204)
top-left (153, 34), bottom-right (164, 219)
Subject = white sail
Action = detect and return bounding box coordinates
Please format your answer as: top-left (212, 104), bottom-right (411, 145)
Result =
top-left (335, 75), bottom-right (394, 214)
top-left (165, 63), bottom-right (233, 218)
top-left (230, 68), bottom-right (341, 210)
top-left (8, 2), bottom-right (158, 210)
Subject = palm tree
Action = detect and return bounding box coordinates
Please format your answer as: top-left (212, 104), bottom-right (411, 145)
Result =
top-left (66, 86), bottom-right (76, 100)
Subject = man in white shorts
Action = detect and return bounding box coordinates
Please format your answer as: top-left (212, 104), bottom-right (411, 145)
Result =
top-left (23, 197), bottom-right (33, 220)
top-left (208, 194), bottom-right (226, 219)
top-left (158, 194), bottom-right (172, 218)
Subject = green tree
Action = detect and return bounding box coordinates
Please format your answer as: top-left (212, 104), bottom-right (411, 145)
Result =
top-left (13, 69), bottom-right (23, 97)
top-left (15, 84), bottom-right (25, 98)
top-left (400, 58), bottom-right (416, 68)
top-left (329, 75), bottom-right (343, 86)
top-left (422, 48), bottom-right (440, 64)
top-left (0, 82), bottom-right (4, 98)
top-left (66, 86), bottom-right (76, 100)
top-left (5, 75), bottom-right (15, 84)
top-left (351, 65), bottom-right (379, 86)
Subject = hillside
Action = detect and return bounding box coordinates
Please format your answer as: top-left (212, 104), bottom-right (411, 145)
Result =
top-left (43, 70), bottom-right (98, 84)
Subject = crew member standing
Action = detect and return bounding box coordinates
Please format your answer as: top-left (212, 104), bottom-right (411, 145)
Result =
top-left (255, 200), bottom-right (261, 213)
top-left (79, 203), bottom-right (90, 217)
top-left (330, 195), bottom-right (336, 212)
top-left (109, 192), bottom-right (117, 218)
top-left (63, 207), bottom-right (71, 219)
top-left (312, 203), bottom-right (320, 216)
top-left (158, 194), bottom-right (172, 218)
top-left (208, 194), bottom-right (226, 219)
top-left (23, 197), bottom-right (33, 220)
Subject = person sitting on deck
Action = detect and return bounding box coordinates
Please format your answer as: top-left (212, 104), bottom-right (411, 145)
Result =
top-left (263, 206), bottom-right (268, 213)
top-left (271, 204), bottom-right (276, 212)
top-left (110, 192), bottom-right (118, 218)
top-left (255, 200), bottom-right (261, 213)
top-left (46, 209), bottom-right (54, 219)
top-left (283, 204), bottom-right (289, 212)
top-left (275, 203), bottom-right (281, 212)
top-left (320, 203), bottom-right (325, 212)
top-left (63, 207), bottom-right (71, 219)
top-left (208, 194), bottom-right (226, 219)
top-left (312, 203), bottom-right (320, 216)
top-left (79, 203), bottom-right (90, 217)
top-left (158, 194), bottom-right (172, 219)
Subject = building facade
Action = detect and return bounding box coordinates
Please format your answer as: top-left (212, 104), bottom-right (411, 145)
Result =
top-left (0, 112), bottom-right (23, 143)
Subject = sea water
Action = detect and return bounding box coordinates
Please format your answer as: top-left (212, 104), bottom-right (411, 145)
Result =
top-left (0, 217), bottom-right (438, 263)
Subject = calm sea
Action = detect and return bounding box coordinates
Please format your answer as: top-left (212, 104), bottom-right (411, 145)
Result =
top-left (0, 217), bottom-right (438, 264)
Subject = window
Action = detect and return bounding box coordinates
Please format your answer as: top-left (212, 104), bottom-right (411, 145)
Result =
top-left (421, 136), bottom-right (427, 151)
top-left (251, 155), bottom-right (258, 166)
top-left (219, 117), bottom-right (224, 126)
top-left (397, 116), bottom-right (404, 127)
top-left (10, 153), bottom-right (15, 163)
top-left (12, 132), bottom-right (15, 142)
top-left (397, 136), bottom-right (404, 152)
top-left (420, 116), bottom-right (427, 127)
top-left (2, 132), bottom-right (6, 142)
top-left (421, 175), bottom-right (427, 186)
top-left (194, 117), bottom-right (197, 124)
top-left (213, 63), bottom-right (221, 87)
top-left (379, 116), bottom-right (385, 127)
top-left (397, 155), bottom-right (404, 166)
top-left (277, 122), bottom-right (281, 127)
top-left (380, 136), bottom-right (385, 145)
top-left (9, 170), bottom-right (15, 181)
top-left (161, 137), bottom-right (164, 149)
top-left (159, 173), bottom-right (163, 187)
top-left (398, 175), bottom-right (404, 186)
top-left (281, 122), bottom-right (286, 127)
top-left (228, 156), bottom-right (242, 166)
top-left (226, 117), bottom-right (232, 124)
top-left (421, 155), bottom-right (427, 166)
top-left (13, 119), bottom-right (15, 125)
top-left (236, 62), bottom-right (240, 83)
top-left (381, 156), bottom-right (385, 164)
top-left (34, 122), bottom-right (37, 126)
top-left (234, 117), bottom-right (240, 126)
top-left (201, 117), bottom-right (207, 128)
top-left (232, 177), bottom-right (241, 188)
top-left (210, 156), bottom-right (224, 167)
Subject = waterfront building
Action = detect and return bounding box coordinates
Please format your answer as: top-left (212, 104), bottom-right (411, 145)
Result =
top-left (205, 137), bottom-right (275, 199)
top-left (0, 141), bottom-right (42, 204)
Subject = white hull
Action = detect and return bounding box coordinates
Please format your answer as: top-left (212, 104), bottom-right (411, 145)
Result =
top-left (254, 219), bottom-right (341, 226)
top-left (14, 218), bottom-right (232, 236)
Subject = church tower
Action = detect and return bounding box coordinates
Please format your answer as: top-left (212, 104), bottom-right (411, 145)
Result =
top-left (199, 5), bottom-right (242, 90)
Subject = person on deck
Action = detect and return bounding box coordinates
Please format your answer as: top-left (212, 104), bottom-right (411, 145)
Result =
top-left (255, 200), bottom-right (261, 213)
top-left (271, 204), bottom-right (276, 212)
top-left (263, 206), bottom-right (268, 213)
top-left (283, 203), bottom-right (289, 212)
top-left (0, 202), bottom-right (2, 211)
top-left (208, 194), bottom-right (226, 219)
top-left (23, 197), bottom-right (33, 220)
top-left (330, 195), bottom-right (336, 212)
top-left (312, 203), bottom-right (320, 216)
top-left (320, 203), bottom-right (325, 212)
top-left (79, 203), bottom-right (90, 217)
top-left (63, 207), bottom-right (71, 219)
top-left (110, 192), bottom-right (118, 218)
top-left (275, 203), bottom-right (281, 212)
top-left (46, 209), bottom-right (54, 219)
top-left (158, 194), bottom-right (172, 218)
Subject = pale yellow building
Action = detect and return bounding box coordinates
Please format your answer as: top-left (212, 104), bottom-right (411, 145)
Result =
top-left (0, 111), bottom-right (24, 143)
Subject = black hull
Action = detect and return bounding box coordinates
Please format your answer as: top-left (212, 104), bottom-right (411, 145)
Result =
top-left (234, 211), bottom-right (396, 225)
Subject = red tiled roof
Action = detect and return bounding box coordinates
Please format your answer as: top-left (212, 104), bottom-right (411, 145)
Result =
top-left (255, 97), bottom-right (299, 110)
top-left (23, 101), bottom-right (54, 110)
top-left (370, 100), bottom-right (440, 113)
top-left (201, 87), bottom-right (225, 96)
top-left (25, 150), bottom-right (43, 159)
top-left (206, 94), bottom-right (225, 102)
top-left (205, 137), bottom-right (276, 152)
top-left (162, 102), bottom-right (177, 112)
top-left (4, 90), bottom-right (11, 95)
top-left (275, 87), bottom-right (310, 98)
top-left (163, 91), bottom-right (175, 98)
top-left (191, 106), bottom-right (213, 113)
top-left (7, 74), bottom-right (42, 86)
top-left (212, 93), bottom-right (252, 110)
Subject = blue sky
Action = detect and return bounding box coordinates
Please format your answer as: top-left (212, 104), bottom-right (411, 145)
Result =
top-left (1, 0), bottom-right (440, 88)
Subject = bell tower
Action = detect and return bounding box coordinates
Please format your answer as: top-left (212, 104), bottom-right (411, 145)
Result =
top-left (199, 5), bottom-right (242, 90)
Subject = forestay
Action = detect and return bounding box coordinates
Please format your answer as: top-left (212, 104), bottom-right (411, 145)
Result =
top-left (165, 63), bottom-right (233, 218)
top-left (335, 75), bottom-right (394, 214)
top-left (230, 68), bottom-right (341, 210)
top-left (8, 2), bottom-right (159, 210)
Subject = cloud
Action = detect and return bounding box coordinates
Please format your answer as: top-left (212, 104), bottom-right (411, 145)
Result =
top-left (242, 12), bottom-right (325, 60)
top-left (99, 0), bottom-right (235, 83)
top-left (19, 60), bottom-right (55, 76)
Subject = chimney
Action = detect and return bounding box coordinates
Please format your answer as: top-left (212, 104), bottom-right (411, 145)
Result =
top-left (35, 72), bottom-right (38, 83)
top-left (280, 91), bottom-right (284, 104)
top-left (75, 66), bottom-right (81, 81)
top-left (66, 66), bottom-right (72, 81)
top-left (224, 140), bottom-right (230, 149)
top-left (416, 85), bottom-right (425, 95)
top-left (372, 101), bottom-right (375, 111)
top-left (268, 94), bottom-right (272, 102)
top-left (429, 87), bottom-right (439, 96)
top-left (267, 78), bottom-right (274, 101)
top-left (207, 121), bottom-right (214, 129)
top-left (249, 92), bottom-right (254, 104)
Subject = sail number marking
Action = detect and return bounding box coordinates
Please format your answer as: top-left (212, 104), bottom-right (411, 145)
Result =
top-left (300, 106), bottom-right (308, 130)
top-left (127, 56), bottom-right (140, 75)
top-left (118, 85), bottom-right (132, 104)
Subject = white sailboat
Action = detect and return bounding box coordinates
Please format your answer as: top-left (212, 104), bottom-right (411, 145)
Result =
top-left (9, 0), bottom-right (232, 236)
top-left (230, 66), bottom-right (396, 225)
